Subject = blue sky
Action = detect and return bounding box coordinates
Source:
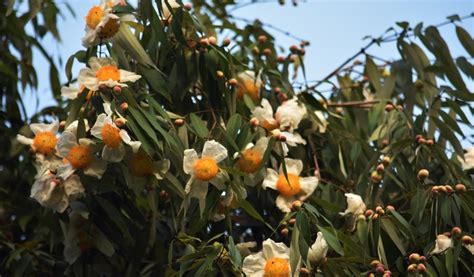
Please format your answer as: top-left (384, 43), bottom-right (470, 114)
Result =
top-left (26, 0), bottom-right (473, 143)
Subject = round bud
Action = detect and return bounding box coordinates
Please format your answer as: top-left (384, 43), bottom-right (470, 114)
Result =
top-left (183, 3), bottom-right (192, 10)
top-left (367, 273), bottom-right (375, 277)
top-left (376, 164), bottom-right (385, 173)
top-left (280, 228), bottom-right (289, 237)
top-left (278, 134), bottom-right (287, 142)
top-left (418, 137), bottom-right (426, 144)
top-left (383, 271), bottom-right (392, 277)
top-left (335, 107), bottom-right (343, 114)
top-left (376, 266), bottom-right (385, 274)
top-left (445, 185), bottom-right (454, 194)
top-left (272, 129), bottom-right (282, 139)
top-left (222, 38), bottom-right (231, 47)
top-left (415, 134), bottom-right (423, 142)
top-left (299, 48), bottom-right (306, 55)
top-left (431, 186), bottom-right (440, 196)
top-left (407, 264), bottom-right (417, 273)
top-left (397, 105), bottom-right (404, 111)
top-left (381, 139), bottom-right (390, 148)
top-left (228, 78), bottom-right (238, 87)
top-left (278, 93), bottom-right (288, 102)
top-left (249, 117), bottom-right (259, 127)
top-left (114, 118), bottom-right (127, 127)
top-left (417, 169), bottom-right (429, 180)
top-left (113, 86), bottom-right (122, 94)
top-left (200, 38), bottom-right (209, 47)
top-left (386, 205), bottom-right (395, 213)
top-left (274, 87), bottom-right (281, 94)
top-left (290, 45), bottom-right (299, 53)
top-left (419, 256), bottom-right (427, 263)
top-left (277, 56), bottom-right (286, 63)
top-left (120, 102), bottom-right (129, 111)
top-left (375, 206), bottom-right (383, 213)
top-left (455, 184), bottom-right (466, 193)
top-left (252, 46), bottom-right (260, 55)
top-left (216, 70), bottom-right (224, 78)
top-left (208, 36), bottom-right (217, 46)
top-left (263, 48), bottom-right (272, 56)
top-left (99, 84), bottom-right (108, 92)
top-left (417, 263), bottom-right (427, 273)
top-left (371, 171), bottom-right (382, 183)
top-left (370, 260), bottom-right (381, 268)
top-left (408, 253), bottom-right (420, 263)
top-left (258, 35), bottom-right (267, 44)
top-left (357, 214), bottom-right (366, 221)
top-left (159, 190), bottom-right (169, 199)
top-left (426, 139), bottom-right (434, 146)
top-left (461, 235), bottom-right (473, 245)
top-left (414, 80), bottom-right (424, 89)
top-left (288, 218), bottom-right (296, 226)
top-left (174, 118), bottom-right (184, 126)
top-left (439, 186), bottom-right (448, 194)
top-left (372, 214), bottom-right (379, 220)
top-left (382, 156), bottom-right (391, 166)
top-left (289, 54), bottom-right (297, 63)
top-left (451, 227), bottom-right (462, 236)
top-left (362, 75), bottom-right (369, 82)
top-left (384, 104), bottom-right (394, 112)
top-left (365, 209), bottom-right (374, 218)
top-left (291, 200), bottom-right (303, 211)
top-left (59, 121), bottom-right (66, 130)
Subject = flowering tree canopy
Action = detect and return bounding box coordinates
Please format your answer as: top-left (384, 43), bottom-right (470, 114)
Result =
top-left (1, 0), bottom-right (473, 276)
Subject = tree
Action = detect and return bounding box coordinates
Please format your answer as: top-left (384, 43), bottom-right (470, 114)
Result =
top-left (1, 0), bottom-right (473, 276)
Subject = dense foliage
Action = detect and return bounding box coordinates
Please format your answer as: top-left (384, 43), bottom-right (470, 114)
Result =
top-left (1, 1), bottom-right (473, 276)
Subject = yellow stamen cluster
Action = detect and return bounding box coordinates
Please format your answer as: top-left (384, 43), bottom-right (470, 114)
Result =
top-left (32, 131), bottom-right (57, 155)
top-left (96, 65), bottom-right (120, 82)
top-left (193, 158), bottom-right (218, 181)
top-left (237, 79), bottom-right (260, 101)
top-left (101, 123), bottom-right (121, 148)
top-left (264, 257), bottom-right (290, 277)
top-left (67, 145), bottom-right (92, 169)
top-left (276, 173), bottom-right (301, 197)
top-left (86, 6), bottom-right (105, 29)
top-left (238, 149), bottom-right (263, 173)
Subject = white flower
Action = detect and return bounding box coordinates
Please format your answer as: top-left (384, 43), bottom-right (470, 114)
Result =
top-left (307, 232), bottom-right (328, 264)
top-left (262, 158), bottom-right (318, 213)
top-left (61, 83), bottom-right (89, 100)
top-left (459, 147), bottom-right (474, 171)
top-left (431, 234), bottom-right (453, 254)
top-left (124, 151), bottom-right (170, 192)
top-left (183, 140), bottom-right (228, 216)
top-left (56, 124), bottom-right (107, 180)
top-left (31, 160), bottom-right (85, 213)
top-left (242, 239), bottom-right (296, 277)
top-left (78, 57), bottom-right (141, 91)
top-left (91, 103), bottom-right (141, 162)
top-left (237, 70), bottom-right (262, 101)
top-left (17, 120), bottom-right (59, 157)
top-left (236, 137), bottom-right (269, 185)
top-left (275, 97), bottom-right (307, 132)
top-left (160, 0), bottom-right (181, 21)
top-left (339, 193), bottom-right (366, 217)
top-left (82, 0), bottom-right (135, 47)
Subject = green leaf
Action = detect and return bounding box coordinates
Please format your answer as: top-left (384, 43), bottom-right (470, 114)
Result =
top-left (380, 218), bottom-right (406, 255)
top-left (317, 225), bottom-right (344, 256)
top-left (456, 26), bottom-right (474, 57)
top-left (189, 113), bottom-right (209, 138)
top-left (365, 55), bottom-right (382, 92)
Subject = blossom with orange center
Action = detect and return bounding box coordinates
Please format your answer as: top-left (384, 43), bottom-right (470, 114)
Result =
top-left (17, 120), bottom-right (60, 157)
top-left (125, 151), bottom-right (170, 191)
top-left (263, 158), bottom-right (318, 213)
top-left (236, 70), bottom-right (262, 101)
top-left (243, 239), bottom-right (294, 276)
top-left (86, 6), bottom-right (105, 29)
top-left (78, 57), bottom-right (141, 91)
top-left (238, 148), bottom-right (263, 174)
top-left (183, 140), bottom-right (228, 216)
top-left (56, 121), bottom-right (107, 180)
top-left (91, 103), bottom-right (141, 162)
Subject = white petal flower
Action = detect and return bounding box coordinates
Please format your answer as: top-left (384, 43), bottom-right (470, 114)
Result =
top-left (183, 140), bottom-right (228, 216)
top-left (431, 234), bottom-right (453, 254)
top-left (237, 70), bottom-right (262, 101)
top-left (160, 0), bottom-right (181, 21)
top-left (126, 151), bottom-right (170, 191)
top-left (242, 239), bottom-right (295, 277)
top-left (263, 158), bottom-right (318, 213)
top-left (275, 97), bottom-right (307, 132)
top-left (307, 232), bottom-right (328, 264)
top-left (339, 193), bottom-right (366, 216)
top-left (61, 83), bottom-right (87, 100)
top-left (252, 99), bottom-right (277, 129)
top-left (237, 136), bottom-right (269, 176)
top-left (16, 120), bottom-right (59, 156)
top-left (78, 57), bottom-right (141, 91)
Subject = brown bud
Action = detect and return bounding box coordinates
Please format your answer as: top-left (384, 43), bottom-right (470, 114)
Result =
top-left (249, 117), bottom-right (259, 127)
top-left (442, 232), bottom-right (452, 238)
top-left (384, 104), bottom-right (394, 112)
top-left (370, 260), bottom-right (381, 268)
top-left (120, 102), bottom-right (129, 111)
top-left (417, 169), bottom-right (429, 180)
top-left (367, 273), bottom-right (375, 277)
top-left (381, 139), bottom-right (390, 148)
top-left (455, 184), bottom-right (466, 193)
top-left (263, 48), bottom-right (272, 56)
top-left (461, 235), bottom-right (473, 245)
top-left (59, 121), bottom-right (66, 130)
top-left (99, 84), bottom-right (108, 92)
top-left (258, 35), bottom-right (267, 44)
top-left (438, 186), bottom-right (448, 194)
top-left (382, 156), bottom-right (391, 166)
top-left (278, 93), bottom-right (288, 102)
top-left (274, 87), bottom-right (281, 94)
top-left (386, 205), bottom-right (395, 213)
top-left (278, 134), bottom-right (287, 142)
top-left (418, 137), bottom-right (426, 144)
top-left (417, 263), bottom-right (427, 273)
top-left (216, 70), bottom-right (224, 78)
top-left (228, 78), bottom-right (238, 87)
top-left (415, 134), bottom-right (423, 142)
top-left (375, 266), bottom-right (385, 274)
top-left (183, 3), bottom-right (192, 10)
top-left (376, 164), bottom-right (385, 173)
top-left (414, 79), bottom-right (424, 89)
top-left (426, 139), bottom-right (434, 146)
top-left (383, 271), bottom-right (392, 277)
top-left (290, 45), bottom-right (299, 53)
top-left (252, 46), bottom-right (260, 55)
top-left (114, 118), bottom-right (127, 127)
top-left (174, 118), bottom-right (184, 126)
top-left (375, 206), bottom-right (383, 213)
top-left (408, 253), bottom-right (420, 263)
top-left (372, 214), bottom-right (379, 220)
top-left (371, 171), bottom-right (382, 183)
top-left (280, 228), bottom-right (289, 237)
top-left (299, 267), bottom-right (311, 275)
top-left (277, 56), bottom-right (286, 63)
top-left (407, 264), bottom-right (417, 273)
top-left (357, 214), bottom-right (366, 221)
top-left (365, 209), bottom-right (374, 218)
top-left (445, 185), bottom-right (454, 194)
top-left (288, 218), bottom-right (296, 226)
top-left (222, 38), bottom-right (231, 47)
top-left (419, 256), bottom-right (427, 263)
top-left (291, 200), bottom-right (303, 211)
top-left (396, 105), bottom-right (404, 111)
top-left (200, 38), bottom-right (209, 47)
top-left (113, 86), bottom-right (122, 94)
top-left (431, 186), bottom-right (440, 196)
top-left (451, 227), bottom-right (462, 236)
top-left (299, 48), bottom-right (306, 56)
top-left (159, 190), bottom-right (169, 199)
top-left (208, 36), bottom-right (217, 46)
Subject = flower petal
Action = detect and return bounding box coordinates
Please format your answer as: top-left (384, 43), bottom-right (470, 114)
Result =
top-left (152, 159), bottom-right (170, 180)
top-left (78, 68), bottom-right (98, 91)
top-left (251, 98), bottom-right (275, 123)
top-left (280, 158), bottom-right (303, 175)
top-left (299, 176), bottom-right (319, 200)
top-left (61, 85), bottom-right (80, 100)
top-left (202, 140), bottom-right (228, 163)
top-left (91, 114), bottom-right (107, 139)
top-left (262, 238), bottom-right (290, 260)
top-left (209, 171), bottom-right (227, 190)
top-left (183, 149), bottom-right (198, 174)
top-left (56, 131), bottom-right (78, 157)
top-left (63, 175), bottom-right (85, 200)
top-left (120, 130), bottom-right (141, 153)
top-left (119, 69), bottom-right (141, 83)
top-left (102, 144), bottom-right (125, 162)
top-left (84, 157), bottom-right (107, 179)
top-left (242, 251), bottom-right (266, 276)
top-left (30, 120), bottom-right (59, 134)
top-left (262, 168), bottom-right (279, 190)
top-left (16, 134), bottom-right (33, 146)
top-left (275, 195), bottom-right (292, 213)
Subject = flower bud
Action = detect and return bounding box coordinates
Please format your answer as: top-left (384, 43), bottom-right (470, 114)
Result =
top-left (59, 121), bottom-right (66, 130)
top-left (451, 227), bottom-right (462, 236)
top-left (367, 273), bottom-right (375, 277)
top-left (442, 232), bottom-right (452, 238)
top-left (365, 209), bottom-right (374, 218)
top-left (426, 139), bottom-right (434, 146)
top-left (396, 105), bottom-right (404, 111)
top-left (376, 164), bottom-right (385, 173)
top-left (249, 117), bottom-right (259, 127)
top-left (278, 93), bottom-right (288, 102)
top-left (418, 137), bottom-right (426, 144)
top-left (278, 134), bottom-right (287, 142)
top-left (159, 190), bottom-right (169, 199)
top-left (222, 38), bottom-right (231, 47)
top-left (386, 205), bottom-right (395, 213)
top-left (120, 102), bottom-right (129, 111)
top-left (291, 200), bottom-right (302, 211)
top-left (375, 266), bottom-right (385, 274)
top-left (114, 118), bottom-right (127, 127)
top-left (455, 183), bottom-right (466, 193)
top-left (357, 214), bottom-right (366, 221)
top-left (277, 56), bottom-right (286, 63)
top-left (417, 169), bottom-right (429, 180)
top-left (445, 185), bottom-right (454, 194)
top-left (371, 171), bottom-right (382, 183)
top-left (280, 228), bottom-right (289, 237)
top-left (274, 87), bottom-right (281, 94)
top-left (408, 253), bottom-right (420, 263)
top-left (407, 264), bottom-right (417, 273)
top-left (370, 260), bottom-right (381, 268)
top-left (263, 48), bottom-right (272, 56)
top-left (438, 186), bottom-right (448, 194)
top-left (415, 134), bottom-right (423, 142)
top-left (290, 45), bottom-right (299, 53)
top-left (382, 156), bottom-right (391, 166)
top-left (99, 84), bottom-right (108, 92)
top-left (200, 38), bottom-right (209, 47)
top-left (372, 214), bottom-right (379, 220)
top-left (299, 267), bottom-right (310, 275)
top-left (174, 118), bottom-right (184, 126)
top-left (288, 218), bottom-right (296, 226)
top-left (183, 3), bottom-right (192, 10)
top-left (383, 271), bottom-right (392, 277)
top-left (258, 35), bottom-right (267, 44)
top-left (113, 86), bottom-right (122, 94)
top-left (419, 256), bottom-right (427, 263)
top-left (384, 104), bottom-right (394, 112)
top-left (414, 79), bottom-right (424, 89)
top-left (381, 139), bottom-right (390, 148)
top-left (375, 206), bottom-right (383, 213)
top-left (252, 46), bottom-right (260, 55)
top-left (216, 70), bottom-right (224, 78)
top-left (208, 36), bottom-right (217, 46)
top-left (417, 263), bottom-right (427, 273)
top-left (461, 235), bottom-right (473, 245)
top-left (431, 186), bottom-right (440, 196)
top-left (228, 78), bottom-right (238, 87)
